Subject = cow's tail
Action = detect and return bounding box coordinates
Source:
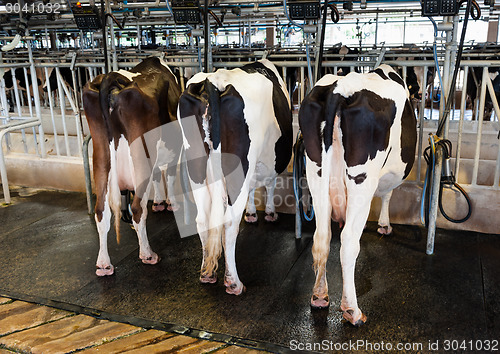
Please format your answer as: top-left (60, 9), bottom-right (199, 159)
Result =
top-left (108, 141), bottom-right (123, 244)
top-left (202, 78), bottom-right (224, 276)
top-left (99, 72), bottom-right (131, 129)
top-left (98, 72), bottom-right (131, 244)
top-left (312, 88), bottom-right (345, 274)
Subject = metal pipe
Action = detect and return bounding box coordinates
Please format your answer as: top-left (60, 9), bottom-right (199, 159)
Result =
top-left (10, 68), bottom-right (29, 154)
top-left (28, 43), bottom-right (45, 157)
top-left (101, 0), bottom-right (109, 73)
top-left (471, 67), bottom-right (487, 186)
top-left (204, 0), bottom-right (209, 72)
top-left (0, 119), bottom-right (42, 204)
top-left (43, 67), bottom-right (61, 156)
top-left (455, 65), bottom-right (468, 180)
top-left (426, 15), bottom-right (456, 255)
top-left (426, 145), bottom-right (442, 255)
top-left (55, 67), bottom-right (71, 156)
top-left (416, 65), bottom-right (428, 183)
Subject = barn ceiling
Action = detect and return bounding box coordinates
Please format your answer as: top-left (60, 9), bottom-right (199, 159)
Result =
top-left (0, 0), bottom-right (496, 34)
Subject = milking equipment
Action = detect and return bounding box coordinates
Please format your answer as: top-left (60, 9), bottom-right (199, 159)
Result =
top-left (421, 0), bottom-right (475, 254)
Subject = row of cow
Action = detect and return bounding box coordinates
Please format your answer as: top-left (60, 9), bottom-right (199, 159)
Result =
top-left (82, 55), bottom-right (417, 326)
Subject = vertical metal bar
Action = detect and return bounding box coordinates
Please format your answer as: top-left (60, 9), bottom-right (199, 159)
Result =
top-left (44, 67), bottom-right (60, 156)
top-left (300, 66), bottom-right (304, 105)
top-left (56, 67), bottom-right (71, 156)
top-left (22, 68), bottom-right (34, 118)
top-left (471, 67), bottom-right (487, 186)
top-left (426, 146), bottom-right (443, 255)
top-left (0, 135), bottom-right (11, 204)
top-left (28, 43), bottom-right (43, 157)
top-left (427, 18), bottom-right (457, 255)
top-left (11, 70), bottom-right (29, 154)
top-left (179, 67), bottom-right (185, 92)
top-left (88, 67), bottom-right (95, 82)
top-left (11, 69), bottom-right (23, 117)
top-left (455, 65), bottom-right (468, 179)
top-left (70, 68), bottom-right (83, 157)
top-left (417, 65), bottom-right (428, 183)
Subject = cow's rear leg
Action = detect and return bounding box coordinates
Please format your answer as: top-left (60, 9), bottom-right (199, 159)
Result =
top-left (244, 189), bottom-right (258, 223)
top-left (165, 172), bottom-right (179, 212)
top-left (264, 178), bottom-right (278, 222)
top-left (95, 195), bottom-right (114, 276)
top-left (377, 190), bottom-right (393, 235)
top-left (131, 196), bottom-right (159, 265)
top-left (193, 187), bottom-right (218, 283)
top-left (307, 155), bottom-right (332, 308)
top-left (152, 172), bottom-right (166, 213)
top-left (340, 184), bottom-right (374, 326)
top-left (223, 218), bottom-right (246, 295)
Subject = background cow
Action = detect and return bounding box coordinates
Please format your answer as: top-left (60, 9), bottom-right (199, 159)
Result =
top-left (83, 57), bottom-right (181, 276)
top-left (178, 59), bottom-right (292, 295)
top-left (299, 64), bottom-right (417, 325)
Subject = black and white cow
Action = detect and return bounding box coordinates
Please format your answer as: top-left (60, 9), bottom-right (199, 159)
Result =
top-left (299, 64), bottom-right (417, 325)
top-left (83, 57), bottom-right (181, 276)
top-left (178, 59), bottom-right (292, 294)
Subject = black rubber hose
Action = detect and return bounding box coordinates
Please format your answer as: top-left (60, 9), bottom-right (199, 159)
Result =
top-left (438, 181), bottom-right (472, 223)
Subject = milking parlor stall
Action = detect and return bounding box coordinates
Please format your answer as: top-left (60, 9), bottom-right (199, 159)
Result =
top-left (0, 0), bottom-right (499, 352)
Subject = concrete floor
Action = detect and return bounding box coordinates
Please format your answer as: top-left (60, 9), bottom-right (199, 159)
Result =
top-left (0, 187), bottom-right (499, 353)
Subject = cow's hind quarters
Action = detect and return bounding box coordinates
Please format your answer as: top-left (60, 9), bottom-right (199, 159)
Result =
top-left (244, 213), bottom-right (258, 223)
top-left (342, 308), bottom-right (367, 327)
top-left (225, 282), bottom-right (246, 295)
top-left (200, 272), bottom-right (218, 284)
top-left (96, 264), bottom-right (114, 276)
top-left (140, 252), bottom-right (160, 265)
top-left (152, 202), bottom-right (165, 213)
top-left (264, 212), bottom-right (279, 222)
top-left (310, 294), bottom-right (330, 309)
top-left (377, 225), bottom-right (393, 236)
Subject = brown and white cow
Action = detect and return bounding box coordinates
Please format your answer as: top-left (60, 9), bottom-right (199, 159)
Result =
top-left (178, 59), bottom-right (292, 294)
top-left (83, 57), bottom-right (181, 276)
top-left (299, 64), bottom-right (417, 325)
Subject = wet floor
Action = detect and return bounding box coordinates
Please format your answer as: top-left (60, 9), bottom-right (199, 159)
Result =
top-left (0, 187), bottom-right (498, 353)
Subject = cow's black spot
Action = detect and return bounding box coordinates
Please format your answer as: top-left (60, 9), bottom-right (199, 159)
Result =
top-left (219, 85), bottom-right (250, 206)
top-left (371, 68), bottom-right (389, 80)
top-left (389, 72), bottom-right (405, 88)
top-left (400, 99), bottom-right (417, 179)
top-left (347, 172), bottom-right (367, 184)
top-left (341, 89), bottom-right (396, 167)
top-left (240, 61), bottom-right (281, 87)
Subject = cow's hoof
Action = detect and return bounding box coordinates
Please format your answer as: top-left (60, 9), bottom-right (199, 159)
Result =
top-left (342, 308), bottom-right (367, 327)
top-left (244, 213), bottom-right (258, 223)
top-left (377, 225), bottom-right (392, 235)
top-left (141, 253), bottom-right (160, 265)
top-left (265, 212), bottom-right (278, 222)
top-left (152, 202), bottom-right (165, 213)
top-left (200, 273), bottom-right (217, 284)
top-left (96, 265), bottom-right (114, 276)
top-left (225, 283), bottom-right (246, 295)
top-left (310, 294), bottom-right (329, 309)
